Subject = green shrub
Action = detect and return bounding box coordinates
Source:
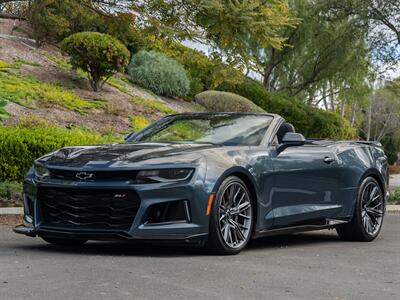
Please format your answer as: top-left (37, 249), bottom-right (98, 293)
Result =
top-left (195, 90), bottom-right (265, 113)
top-left (62, 32), bottom-right (130, 91)
top-left (147, 38), bottom-right (243, 98)
top-left (390, 188), bottom-right (400, 204)
top-left (0, 181), bottom-right (23, 207)
top-left (0, 125), bottom-right (120, 182)
top-left (0, 59), bottom-right (9, 69)
top-left (29, 0), bottom-right (144, 52)
top-left (0, 70), bottom-right (105, 114)
top-left (131, 96), bottom-right (177, 115)
top-left (127, 50), bottom-right (190, 98)
top-left (131, 115), bottom-right (151, 132)
top-left (217, 79), bottom-right (355, 139)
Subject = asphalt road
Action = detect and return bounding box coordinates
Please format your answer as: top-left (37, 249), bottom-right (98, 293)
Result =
top-left (0, 216), bottom-right (399, 300)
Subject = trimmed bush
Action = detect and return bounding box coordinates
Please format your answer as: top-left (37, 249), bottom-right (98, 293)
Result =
top-left (0, 125), bottom-right (120, 182)
top-left (147, 38), bottom-right (243, 98)
top-left (195, 90), bottom-right (265, 113)
top-left (217, 79), bottom-right (355, 139)
top-left (62, 32), bottom-right (130, 91)
top-left (127, 51), bottom-right (190, 98)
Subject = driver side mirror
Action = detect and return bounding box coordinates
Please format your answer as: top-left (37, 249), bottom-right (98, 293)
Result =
top-left (277, 132), bottom-right (306, 153)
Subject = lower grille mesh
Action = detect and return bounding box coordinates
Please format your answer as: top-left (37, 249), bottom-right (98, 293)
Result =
top-left (39, 188), bottom-right (139, 230)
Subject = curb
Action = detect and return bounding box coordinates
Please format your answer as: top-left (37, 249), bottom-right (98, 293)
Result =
top-left (387, 205), bottom-right (400, 213)
top-left (0, 207), bottom-right (23, 215)
top-left (1, 206), bottom-right (400, 215)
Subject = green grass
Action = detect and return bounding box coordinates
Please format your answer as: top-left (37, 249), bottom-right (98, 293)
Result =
top-left (131, 96), bottom-right (177, 115)
top-left (131, 115), bottom-right (151, 132)
top-left (44, 53), bottom-right (72, 72)
top-left (0, 99), bottom-right (9, 119)
top-left (12, 58), bottom-right (41, 68)
top-left (0, 59), bottom-right (9, 69)
top-left (108, 76), bottom-right (131, 94)
top-left (0, 70), bottom-right (105, 114)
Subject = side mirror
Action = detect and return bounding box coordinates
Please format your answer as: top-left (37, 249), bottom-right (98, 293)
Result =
top-left (124, 132), bottom-right (135, 141)
top-left (277, 132), bottom-right (306, 152)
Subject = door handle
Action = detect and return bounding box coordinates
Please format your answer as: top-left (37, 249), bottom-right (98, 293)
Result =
top-left (323, 156), bottom-right (335, 164)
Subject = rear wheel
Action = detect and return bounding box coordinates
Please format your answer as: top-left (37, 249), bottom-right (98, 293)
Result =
top-left (206, 176), bottom-right (254, 255)
top-left (42, 237), bottom-right (88, 247)
top-left (336, 177), bottom-right (385, 241)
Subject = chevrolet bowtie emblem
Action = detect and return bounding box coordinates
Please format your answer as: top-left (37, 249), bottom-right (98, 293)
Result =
top-left (75, 172), bottom-right (94, 180)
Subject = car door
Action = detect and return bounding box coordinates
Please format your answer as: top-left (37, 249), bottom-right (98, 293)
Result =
top-left (270, 143), bottom-right (344, 228)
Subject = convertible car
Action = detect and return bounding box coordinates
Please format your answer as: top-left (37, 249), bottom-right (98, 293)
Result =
top-left (14, 112), bottom-right (388, 254)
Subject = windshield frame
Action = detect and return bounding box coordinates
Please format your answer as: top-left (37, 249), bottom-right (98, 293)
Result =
top-left (127, 112), bottom-right (278, 147)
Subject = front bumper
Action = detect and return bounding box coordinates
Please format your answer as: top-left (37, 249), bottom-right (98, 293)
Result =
top-left (15, 175), bottom-right (211, 243)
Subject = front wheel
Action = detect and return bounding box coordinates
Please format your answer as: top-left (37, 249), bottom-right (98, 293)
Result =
top-left (336, 177), bottom-right (385, 241)
top-left (206, 176), bottom-right (254, 255)
top-left (42, 237), bottom-right (88, 247)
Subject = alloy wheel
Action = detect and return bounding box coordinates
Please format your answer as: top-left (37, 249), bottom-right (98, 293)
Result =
top-left (361, 181), bottom-right (384, 236)
top-left (218, 181), bottom-right (252, 248)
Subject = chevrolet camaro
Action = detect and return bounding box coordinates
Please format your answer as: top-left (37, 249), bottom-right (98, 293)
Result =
top-left (14, 112), bottom-right (388, 254)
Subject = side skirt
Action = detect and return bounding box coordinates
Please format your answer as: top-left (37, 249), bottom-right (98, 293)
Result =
top-left (253, 219), bottom-right (347, 239)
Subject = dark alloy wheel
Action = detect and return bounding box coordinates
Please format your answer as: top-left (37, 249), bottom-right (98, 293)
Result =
top-left (207, 176), bottom-right (254, 255)
top-left (337, 177), bottom-right (385, 241)
top-left (42, 237), bottom-right (88, 247)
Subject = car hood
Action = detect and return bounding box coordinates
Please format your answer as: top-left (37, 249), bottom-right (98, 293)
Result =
top-left (36, 143), bottom-right (217, 169)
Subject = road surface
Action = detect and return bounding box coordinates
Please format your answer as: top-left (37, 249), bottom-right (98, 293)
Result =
top-left (0, 215), bottom-right (399, 300)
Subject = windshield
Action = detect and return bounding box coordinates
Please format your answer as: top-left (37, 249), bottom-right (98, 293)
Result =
top-left (133, 114), bottom-right (273, 146)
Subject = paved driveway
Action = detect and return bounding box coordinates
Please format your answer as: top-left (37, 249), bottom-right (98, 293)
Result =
top-left (0, 215), bottom-right (399, 300)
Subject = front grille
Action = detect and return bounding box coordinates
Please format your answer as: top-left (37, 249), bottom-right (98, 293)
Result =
top-left (39, 188), bottom-right (140, 231)
top-left (49, 169), bottom-right (138, 181)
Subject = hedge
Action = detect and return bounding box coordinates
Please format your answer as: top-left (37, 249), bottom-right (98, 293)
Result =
top-left (217, 78), bottom-right (355, 139)
top-left (195, 90), bottom-right (265, 113)
top-left (0, 126), bottom-right (120, 182)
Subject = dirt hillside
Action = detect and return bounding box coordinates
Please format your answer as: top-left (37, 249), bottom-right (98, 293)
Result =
top-left (0, 18), bottom-right (203, 134)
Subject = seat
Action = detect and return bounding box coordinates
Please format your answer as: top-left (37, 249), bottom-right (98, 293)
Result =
top-left (276, 122), bottom-right (296, 143)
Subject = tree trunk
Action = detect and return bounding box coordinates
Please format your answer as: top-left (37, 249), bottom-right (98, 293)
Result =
top-left (263, 48), bottom-right (275, 91)
top-left (350, 100), bottom-right (357, 127)
top-left (340, 99), bottom-right (346, 118)
top-left (366, 99), bottom-right (372, 141)
top-left (321, 84), bottom-right (329, 110)
top-left (329, 80), bottom-right (335, 112)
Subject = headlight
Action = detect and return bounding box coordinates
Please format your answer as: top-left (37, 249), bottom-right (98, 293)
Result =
top-left (136, 168), bottom-right (193, 183)
top-left (34, 165), bottom-right (50, 179)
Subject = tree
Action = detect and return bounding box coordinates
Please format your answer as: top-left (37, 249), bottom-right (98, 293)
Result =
top-left (360, 81), bottom-right (400, 142)
top-left (131, 0), bottom-right (298, 66)
top-left (229, 0), bottom-right (371, 127)
top-left (323, 0), bottom-right (400, 72)
top-left (62, 32), bottom-right (130, 91)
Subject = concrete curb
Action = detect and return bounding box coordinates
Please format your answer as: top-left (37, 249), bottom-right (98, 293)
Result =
top-left (387, 205), bottom-right (400, 213)
top-left (1, 206), bottom-right (400, 216)
top-left (0, 207), bottom-right (23, 215)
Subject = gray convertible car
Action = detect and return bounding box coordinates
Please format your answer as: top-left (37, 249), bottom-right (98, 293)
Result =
top-left (14, 112), bottom-right (388, 254)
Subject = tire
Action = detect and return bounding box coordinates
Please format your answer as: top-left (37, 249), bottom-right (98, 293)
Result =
top-left (42, 237), bottom-right (88, 247)
top-left (336, 177), bottom-right (385, 241)
top-left (206, 176), bottom-right (255, 255)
